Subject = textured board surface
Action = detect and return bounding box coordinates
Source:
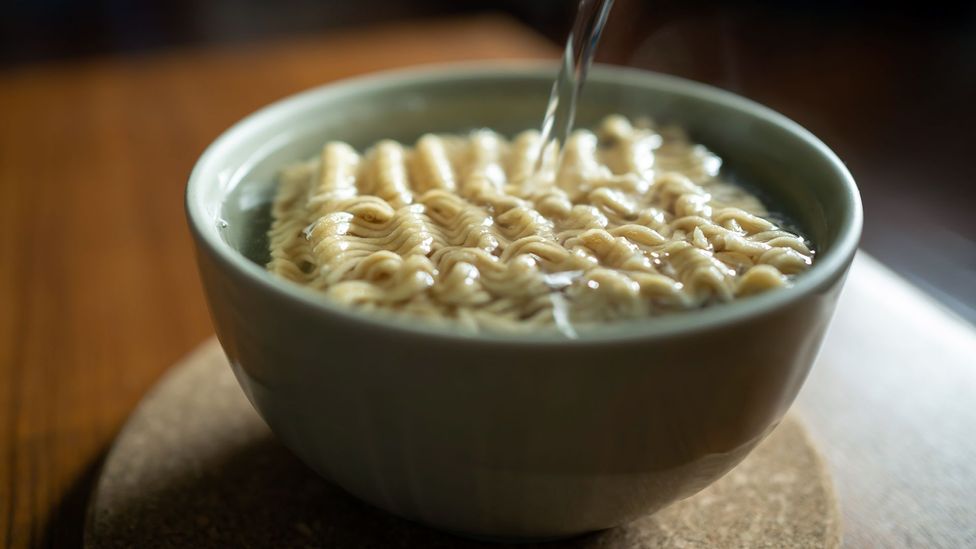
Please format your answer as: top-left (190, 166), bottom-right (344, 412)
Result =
top-left (86, 338), bottom-right (840, 548)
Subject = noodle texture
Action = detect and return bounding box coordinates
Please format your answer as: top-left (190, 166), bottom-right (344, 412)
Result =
top-left (266, 116), bottom-right (814, 333)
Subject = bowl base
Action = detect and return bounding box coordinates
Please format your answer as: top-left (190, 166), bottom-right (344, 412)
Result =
top-left (442, 528), bottom-right (600, 545)
top-left (85, 338), bottom-right (841, 549)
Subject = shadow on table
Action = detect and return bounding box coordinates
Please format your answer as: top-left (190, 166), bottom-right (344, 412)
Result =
top-left (41, 446), bottom-right (110, 549)
top-left (84, 433), bottom-right (663, 548)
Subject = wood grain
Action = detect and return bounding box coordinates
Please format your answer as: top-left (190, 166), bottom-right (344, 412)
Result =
top-left (3, 12), bottom-right (976, 549)
top-left (0, 15), bottom-right (555, 548)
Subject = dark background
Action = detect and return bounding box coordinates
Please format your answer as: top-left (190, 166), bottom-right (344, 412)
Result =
top-left (3, 0), bottom-right (974, 322)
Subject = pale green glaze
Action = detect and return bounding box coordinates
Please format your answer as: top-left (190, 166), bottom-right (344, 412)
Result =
top-left (186, 63), bottom-right (861, 539)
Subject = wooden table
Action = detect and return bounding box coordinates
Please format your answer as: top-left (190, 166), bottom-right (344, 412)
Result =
top-left (1, 15), bottom-right (973, 549)
top-left (0, 16), bottom-right (555, 548)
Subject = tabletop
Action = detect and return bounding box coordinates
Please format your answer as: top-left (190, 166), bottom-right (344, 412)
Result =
top-left (1, 14), bottom-right (974, 549)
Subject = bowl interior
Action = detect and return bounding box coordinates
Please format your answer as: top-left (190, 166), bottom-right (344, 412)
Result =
top-left (189, 63), bottom-right (860, 339)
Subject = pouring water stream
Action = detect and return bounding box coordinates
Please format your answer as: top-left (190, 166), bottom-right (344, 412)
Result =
top-left (536, 0), bottom-right (616, 171)
top-left (538, 0), bottom-right (615, 338)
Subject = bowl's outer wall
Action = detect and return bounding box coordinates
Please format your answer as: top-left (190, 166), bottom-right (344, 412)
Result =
top-left (188, 65), bottom-right (859, 539)
top-left (197, 246), bottom-right (848, 537)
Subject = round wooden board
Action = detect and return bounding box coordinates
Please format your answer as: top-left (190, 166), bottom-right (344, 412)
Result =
top-left (85, 339), bottom-right (841, 548)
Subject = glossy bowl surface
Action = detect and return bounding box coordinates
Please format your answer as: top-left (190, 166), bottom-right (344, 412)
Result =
top-left (186, 62), bottom-right (861, 539)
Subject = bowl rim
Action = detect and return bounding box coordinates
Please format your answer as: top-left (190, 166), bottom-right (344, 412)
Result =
top-left (186, 60), bottom-right (862, 345)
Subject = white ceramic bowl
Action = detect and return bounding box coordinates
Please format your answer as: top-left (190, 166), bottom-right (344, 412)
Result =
top-left (186, 63), bottom-right (861, 540)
